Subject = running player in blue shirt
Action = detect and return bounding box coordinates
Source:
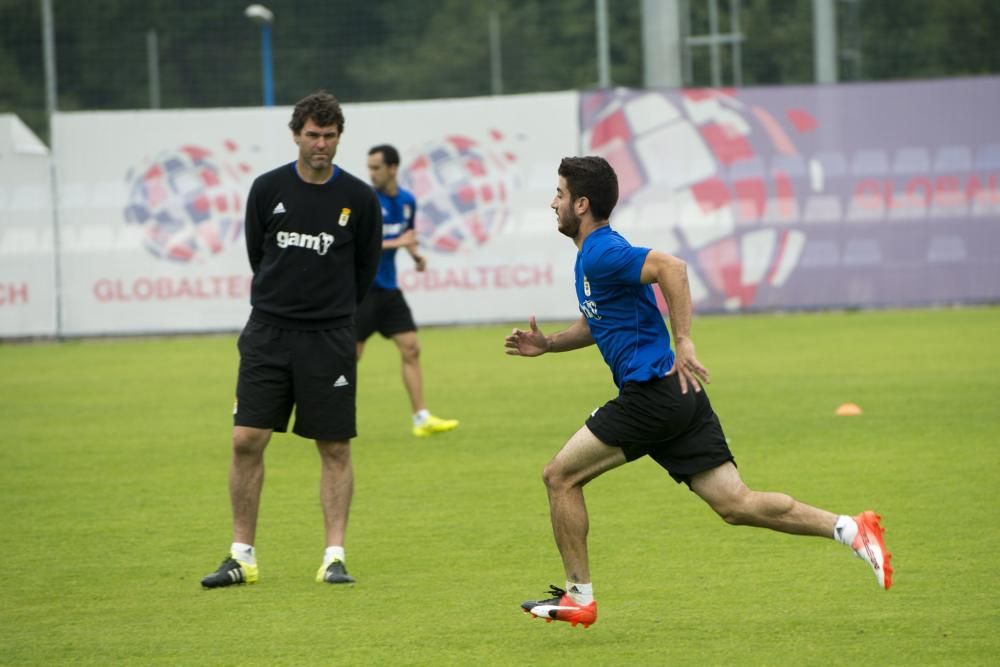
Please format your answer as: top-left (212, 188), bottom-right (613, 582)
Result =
top-left (505, 156), bottom-right (892, 628)
top-left (359, 145), bottom-right (458, 437)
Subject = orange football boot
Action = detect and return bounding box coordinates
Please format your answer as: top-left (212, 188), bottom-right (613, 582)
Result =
top-left (521, 586), bottom-right (597, 628)
top-left (852, 511), bottom-right (894, 590)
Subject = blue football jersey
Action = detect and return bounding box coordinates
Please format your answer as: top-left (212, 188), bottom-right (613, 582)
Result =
top-left (575, 225), bottom-right (675, 388)
top-left (373, 187), bottom-right (417, 290)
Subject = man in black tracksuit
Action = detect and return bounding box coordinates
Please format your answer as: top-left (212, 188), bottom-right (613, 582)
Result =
top-left (202, 91), bottom-right (382, 589)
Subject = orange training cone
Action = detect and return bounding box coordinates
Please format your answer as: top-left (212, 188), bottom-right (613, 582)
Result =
top-left (835, 402), bottom-right (863, 416)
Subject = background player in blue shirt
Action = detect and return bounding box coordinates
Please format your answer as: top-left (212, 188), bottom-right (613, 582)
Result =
top-left (505, 156), bottom-right (892, 628)
top-left (359, 145), bottom-right (458, 437)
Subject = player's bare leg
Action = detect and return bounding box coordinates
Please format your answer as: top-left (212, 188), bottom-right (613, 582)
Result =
top-left (230, 426), bottom-right (272, 545)
top-left (522, 426), bottom-right (625, 627)
top-left (395, 330), bottom-right (459, 437)
top-left (315, 439), bottom-right (356, 584)
top-left (543, 426), bottom-right (627, 582)
top-left (317, 439), bottom-right (352, 547)
top-left (393, 331), bottom-right (424, 414)
top-left (201, 426), bottom-right (270, 588)
top-left (691, 461), bottom-right (893, 588)
top-left (690, 461), bottom-right (836, 536)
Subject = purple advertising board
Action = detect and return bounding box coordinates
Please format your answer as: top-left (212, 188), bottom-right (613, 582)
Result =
top-left (580, 78), bottom-right (1000, 312)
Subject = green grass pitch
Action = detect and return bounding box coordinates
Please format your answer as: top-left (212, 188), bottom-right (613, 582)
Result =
top-left (2, 307), bottom-right (998, 665)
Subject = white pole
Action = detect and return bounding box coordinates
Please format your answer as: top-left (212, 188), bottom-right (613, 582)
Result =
top-left (595, 0), bottom-right (611, 87)
top-left (708, 0), bottom-right (721, 87)
top-left (41, 0), bottom-right (63, 338)
top-left (813, 0), bottom-right (838, 83)
top-left (489, 6), bottom-right (503, 95)
top-left (147, 30), bottom-right (161, 108)
top-left (641, 0), bottom-right (683, 88)
top-left (731, 0), bottom-right (742, 86)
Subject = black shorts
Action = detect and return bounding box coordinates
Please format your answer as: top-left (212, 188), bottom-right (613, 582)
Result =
top-left (234, 319), bottom-right (357, 441)
top-left (586, 374), bottom-right (734, 485)
top-left (355, 288), bottom-right (417, 342)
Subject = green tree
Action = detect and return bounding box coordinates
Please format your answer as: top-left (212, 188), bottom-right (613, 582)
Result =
top-left (2, 0), bottom-right (999, 143)
top-left (859, 0), bottom-right (1000, 80)
top-left (738, 0), bottom-right (814, 85)
top-left (0, 0), bottom-right (46, 139)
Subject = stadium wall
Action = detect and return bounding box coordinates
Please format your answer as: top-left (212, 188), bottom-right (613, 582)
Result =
top-left (0, 114), bottom-right (56, 337)
top-left (1, 80), bottom-right (998, 338)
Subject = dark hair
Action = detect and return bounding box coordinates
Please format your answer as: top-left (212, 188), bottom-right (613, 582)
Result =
top-left (289, 90), bottom-right (345, 134)
top-left (558, 156), bottom-right (618, 221)
top-left (368, 144), bottom-right (400, 167)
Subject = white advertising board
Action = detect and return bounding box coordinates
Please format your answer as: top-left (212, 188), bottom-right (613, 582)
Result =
top-left (51, 92), bottom-right (580, 336)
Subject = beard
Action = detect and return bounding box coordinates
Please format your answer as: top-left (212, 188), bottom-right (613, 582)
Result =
top-left (557, 210), bottom-right (581, 239)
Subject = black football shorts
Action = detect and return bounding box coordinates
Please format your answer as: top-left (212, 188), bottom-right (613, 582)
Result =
top-left (234, 318), bottom-right (357, 441)
top-left (355, 288), bottom-right (417, 342)
top-left (586, 373), bottom-right (734, 485)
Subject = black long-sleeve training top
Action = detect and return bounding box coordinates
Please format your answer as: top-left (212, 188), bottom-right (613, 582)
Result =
top-left (244, 161), bottom-right (383, 330)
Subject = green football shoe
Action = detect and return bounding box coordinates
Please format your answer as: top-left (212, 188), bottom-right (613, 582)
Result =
top-left (412, 414), bottom-right (459, 437)
top-left (201, 556), bottom-right (258, 588)
top-left (316, 560), bottom-right (356, 584)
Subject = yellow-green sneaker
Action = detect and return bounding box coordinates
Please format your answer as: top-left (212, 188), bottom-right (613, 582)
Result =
top-left (201, 556), bottom-right (258, 588)
top-left (412, 414), bottom-right (459, 437)
top-left (316, 560), bottom-right (356, 584)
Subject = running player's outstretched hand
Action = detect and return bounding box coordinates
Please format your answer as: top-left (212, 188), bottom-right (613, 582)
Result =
top-left (505, 316), bottom-right (549, 357)
top-left (667, 336), bottom-right (710, 394)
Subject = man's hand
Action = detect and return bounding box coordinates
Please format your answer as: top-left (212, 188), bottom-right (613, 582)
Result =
top-left (504, 316), bottom-right (550, 357)
top-left (666, 336), bottom-right (710, 394)
top-left (412, 253), bottom-right (427, 272)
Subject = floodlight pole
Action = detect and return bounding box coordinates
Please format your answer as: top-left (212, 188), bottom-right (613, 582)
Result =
top-left (261, 22), bottom-right (274, 106)
top-left (244, 5), bottom-right (275, 106)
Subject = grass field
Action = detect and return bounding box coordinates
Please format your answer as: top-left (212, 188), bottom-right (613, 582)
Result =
top-left (2, 307), bottom-right (999, 666)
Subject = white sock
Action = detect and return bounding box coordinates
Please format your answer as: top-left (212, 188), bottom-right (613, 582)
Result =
top-left (324, 546), bottom-right (346, 565)
top-left (413, 409), bottom-right (430, 426)
top-left (231, 542), bottom-right (256, 565)
top-left (834, 515), bottom-right (858, 546)
top-left (565, 581), bottom-right (593, 605)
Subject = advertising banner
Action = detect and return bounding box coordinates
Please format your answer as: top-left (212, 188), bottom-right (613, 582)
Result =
top-left (51, 92), bottom-right (580, 336)
top-left (580, 78), bottom-right (1000, 312)
top-left (11, 78), bottom-right (1000, 339)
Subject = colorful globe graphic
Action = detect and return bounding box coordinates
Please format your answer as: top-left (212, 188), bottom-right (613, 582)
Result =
top-left (583, 88), bottom-right (812, 310)
top-left (124, 143), bottom-right (250, 262)
top-left (399, 132), bottom-right (517, 253)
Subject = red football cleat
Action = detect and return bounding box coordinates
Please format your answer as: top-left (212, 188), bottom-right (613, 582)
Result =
top-left (852, 511), bottom-right (894, 590)
top-left (521, 586), bottom-right (597, 628)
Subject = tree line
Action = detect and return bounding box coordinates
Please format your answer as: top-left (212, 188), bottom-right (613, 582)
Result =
top-left (1, 0), bottom-right (997, 142)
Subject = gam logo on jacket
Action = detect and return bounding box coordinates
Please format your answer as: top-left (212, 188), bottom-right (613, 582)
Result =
top-left (275, 230), bottom-right (334, 256)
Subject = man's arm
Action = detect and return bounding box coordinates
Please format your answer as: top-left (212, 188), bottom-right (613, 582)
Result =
top-left (639, 250), bottom-right (710, 393)
top-left (404, 237), bottom-right (427, 272)
top-left (403, 198), bottom-right (427, 271)
top-left (382, 229), bottom-right (416, 250)
top-left (244, 180), bottom-right (264, 273)
top-left (504, 315), bottom-right (593, 357)
top-left (354, 189), bottom-right (383, 303)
